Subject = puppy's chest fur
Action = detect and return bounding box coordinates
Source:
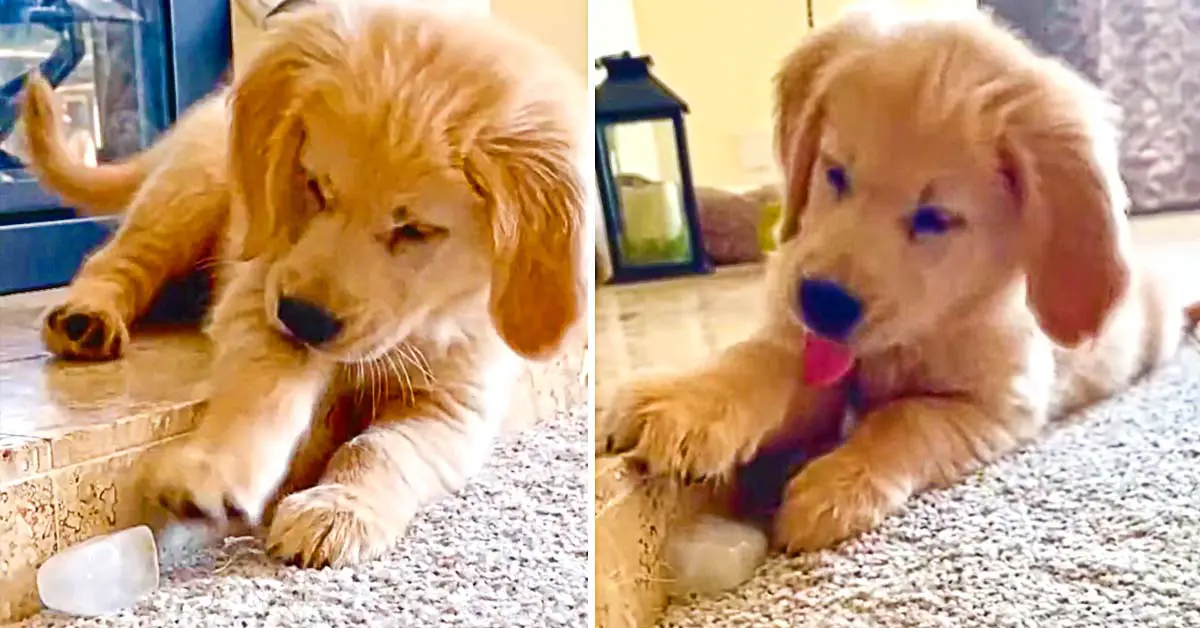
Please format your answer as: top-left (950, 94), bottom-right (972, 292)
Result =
top-left (847, 275), bottom-right (1176, 431)
top-left (324, 313), bottom-right (519, 420)
top-left (852, 316), bottom-right (1057, 424)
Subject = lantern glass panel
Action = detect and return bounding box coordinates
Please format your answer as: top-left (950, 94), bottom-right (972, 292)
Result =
top-left (603, 118), bottom-right (694, 266)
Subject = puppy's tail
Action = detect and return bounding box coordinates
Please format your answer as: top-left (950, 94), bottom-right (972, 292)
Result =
top-left (18, 72), bottom-right (153, 216)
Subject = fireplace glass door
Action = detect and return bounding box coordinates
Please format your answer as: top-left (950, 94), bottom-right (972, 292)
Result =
top-left (0, 0), bottom-right (230, 294)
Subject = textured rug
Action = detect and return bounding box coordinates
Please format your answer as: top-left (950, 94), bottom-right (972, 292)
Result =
top-left (18, 410), bottom-right (589, 628)
top-left (663, 348), bottom-right (1200, 628)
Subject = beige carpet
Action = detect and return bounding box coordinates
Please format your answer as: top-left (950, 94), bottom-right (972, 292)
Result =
top-left (17, 409), bottom-right (588, 628)
top-left (662, 348), bottom-right (1200, 627)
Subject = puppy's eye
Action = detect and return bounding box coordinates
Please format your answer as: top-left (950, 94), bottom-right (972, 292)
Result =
top-left (306, 177), bottom-right (327, 211)
top-left (907, 205), bottom-right (962, 239)
top-left (386, 223), bottom-right (445, 249)
top-left (826, 166), bottom-right (849, 198)
top-left (395, 224), bottom-right (426, 241)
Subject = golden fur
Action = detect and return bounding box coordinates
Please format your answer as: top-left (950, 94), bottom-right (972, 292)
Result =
top-left (598, 6), bottom-right (1200, 552)
top-left (21, 2), bottom-right (586, 567)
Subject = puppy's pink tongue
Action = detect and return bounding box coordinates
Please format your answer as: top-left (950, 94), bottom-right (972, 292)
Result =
top-left (803, 331), bottom-right (855, 387)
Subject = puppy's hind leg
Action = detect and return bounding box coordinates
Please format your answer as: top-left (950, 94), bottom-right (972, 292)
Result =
top-left (44, 176), bottom-right (228, 360)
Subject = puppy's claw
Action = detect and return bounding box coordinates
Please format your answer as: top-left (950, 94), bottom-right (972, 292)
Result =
top-left (599, 375), bottom-right (744, 481)
top-left (266, 484), bottom-right (407, 569)
top-left (773, 454), bottom-right (902, 553)
top-left (140, 441), bottom-right (269, 528)
top-left (180, 500), bottom-right (208, 521)
top-left (223, 496), bottom-right (249, 522)
top-left (608, 440), bottom-right (633, 455)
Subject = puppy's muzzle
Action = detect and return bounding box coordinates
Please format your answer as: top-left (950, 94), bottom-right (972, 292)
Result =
top-left (277, 296), bottom-right (344, 347)
top-left (797, 278), bottom-right (863, 341)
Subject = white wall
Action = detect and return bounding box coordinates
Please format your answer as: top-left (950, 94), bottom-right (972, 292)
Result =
top-left (589, 0), bottom-right (664, 182)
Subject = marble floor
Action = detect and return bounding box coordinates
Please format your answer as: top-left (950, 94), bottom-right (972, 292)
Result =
top-left (595, 264), bottom-right (767, 408)
top-left (0, 298), bottom-right (210, 622)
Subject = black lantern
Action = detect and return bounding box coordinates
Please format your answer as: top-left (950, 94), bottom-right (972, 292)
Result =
top-left (595, 52), bottom-right (711, 283)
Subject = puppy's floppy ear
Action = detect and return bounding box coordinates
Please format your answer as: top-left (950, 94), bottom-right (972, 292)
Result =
top-left (228, 9), bottom-right (342, 260)
top-left (1000, 74), bottom-right (1130, 347)
top-left (773, 21), bottom-right (864, 244)
top-left (465, 102), bottom-right (587, 361)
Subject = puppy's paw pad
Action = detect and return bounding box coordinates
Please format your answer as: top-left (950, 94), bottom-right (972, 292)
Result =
top-left (266, 484), bottom-right (403, 569)
top-left (42, 303), bottom-right (129, 361)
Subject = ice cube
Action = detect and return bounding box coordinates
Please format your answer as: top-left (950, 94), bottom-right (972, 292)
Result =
top-left (665, 514), bottom-right (769, 597)
top-left (37, 525), bottom-right (160, 616)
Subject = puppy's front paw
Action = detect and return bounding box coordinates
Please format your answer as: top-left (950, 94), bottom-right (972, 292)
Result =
top-left (43, 301), bottom-right (129, 361)
top-left (266, 484), bottom-right (407, 568)
top-left (141, 440), bottom-right (272, 526)
top-left (598, 374), bottom-right (749, 483)
top-left (773, 454), bottom-right (906, 553)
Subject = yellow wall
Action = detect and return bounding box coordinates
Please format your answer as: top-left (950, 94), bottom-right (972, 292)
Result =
top-left (231, 0), bottom-right (590, 79)
top-left (629, 0), bottom-right (977, 191)
top-left (230, 1), bottom-right (267, 73)
top-left (491, 0), bottom-right (588, 76)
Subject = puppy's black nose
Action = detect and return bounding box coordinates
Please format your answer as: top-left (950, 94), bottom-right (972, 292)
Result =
top-left (277, 297), bottom-right (343, 346)
top-left (798, 278), bottom-right (863, 341)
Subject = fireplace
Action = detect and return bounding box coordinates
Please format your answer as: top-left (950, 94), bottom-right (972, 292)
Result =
top-left (0, 0), bottom-right (230, 294)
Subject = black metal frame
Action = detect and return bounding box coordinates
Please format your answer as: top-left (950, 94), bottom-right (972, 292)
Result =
top-left (594, 112), bottom-right (712, 284)
top-left (0, 1), bottom-right (89, 168)
top-left (594, 52), bottom-right (713, 284)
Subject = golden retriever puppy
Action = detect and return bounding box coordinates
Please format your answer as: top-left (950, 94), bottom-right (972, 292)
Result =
top-left (20, 2), bottom-right (586, 567)
top-left (598, 6), bottom-right (1198, 553)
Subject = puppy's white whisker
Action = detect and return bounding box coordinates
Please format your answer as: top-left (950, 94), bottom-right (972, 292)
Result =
top-left (415, 346), bottom-right (437, 384)
top-left (351, 360), bottom-right (366, 406)
top-left (390, 350), bottom-right (416, 406)
top-left (401, 344), bottom-right (435, 384)
top-left (372, 359), bottom-right (387, 410)
top-left (380, 352), bottom-right (401, 404)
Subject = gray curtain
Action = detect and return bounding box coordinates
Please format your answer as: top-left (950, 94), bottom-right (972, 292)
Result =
top-left (984, 0), bottom-right (1200, 214)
